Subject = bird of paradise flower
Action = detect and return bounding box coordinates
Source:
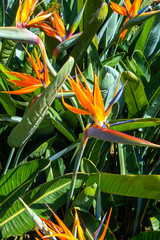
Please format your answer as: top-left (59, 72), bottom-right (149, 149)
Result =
top-left (16, 0), bottom-right (55, 28)
top-left (2, 48), bottom-right (50, 95)
top-left (110, 0), bottom-right (145, 40)
top-left (37, 5), bottom-right (86, 57)
top-left (61, 67), bottom-right (160, 148)
top-left (20, 197), bottom-right (112, 240)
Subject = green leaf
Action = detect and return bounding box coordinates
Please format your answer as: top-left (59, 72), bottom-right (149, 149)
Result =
top-left (128, 50), bottom-right (151, 86)
top-left (71, 3), bottom-right (108, 65)
top-left (118, 144), bottom-right (140, 175)
top-left (0, 39), bottom-right (16, 66)
top-left (0, 173), bottom-right (87, 238)
top-left (49, 142), bottom-right (79, 162)
top-left (68, 2), bottom-right (87, 36)
top-left (72, 183), bottom-right (97, 209)
top-left (144, 94), bottom-right (160, 118)
top-left (102, 53), bottom-right (125, 67)
top-left (109, 118), bottom-right (160, 132)
top-left (121, 71), bottom-right (149, 118)
top-left (48, 107), bottom-right (75, 142)
top-left (81, 158), bottom-right (99, 174)
top-left (83, 0), bottom-right (105, 28)
top-left (145, 70), bottom-right (160, 105)
top-left (150, 214), bottom-right (160, 231)
top-left (7, 56), bottom-right (74, 147)
top-left (0, 0), bottom-right (4, 27)
top-left (132, 231), bottom-right (160, 240)
top-left (98, 12), bottom-right (119, 51)
top-left (0, 159), bottom-right (50, 218)
top-left (54, 32), bottom-right (81, 55)
top-left (0, 114), bottom-right (22, 126)
top-left (0, 85), bottom-right (16, 115)
top-left (134, 5), bottom-right (160, 60)
top-left (86, 173), bottom-right (160, 199)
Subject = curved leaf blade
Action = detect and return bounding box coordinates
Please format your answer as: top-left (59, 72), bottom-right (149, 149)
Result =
top-left (8, 56), bottom-right (74, 147)
top-left (71, 3), bottom-right (108, 65)
top-left (86, 173), bottom-right (160, 199)
top-left (109, 118), bottom-right (160, 132)
top-left (121, 71), bottom-right (149, 118)
top-left (0, 159), bottom-right (50, 218)
top-left (0, 173), bottom-right (87, 238)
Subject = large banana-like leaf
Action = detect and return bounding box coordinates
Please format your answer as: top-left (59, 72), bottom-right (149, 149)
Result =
top-left (86, 173), bottom-right (160, 199)
top-left (86, 126), bottom-right (160, 148)
top-left (0, 159), bottom-right (50, 218)
top-left (0, 173), bottom-right (87, 238)
top-left (7, 56), bottom-right (74, 147)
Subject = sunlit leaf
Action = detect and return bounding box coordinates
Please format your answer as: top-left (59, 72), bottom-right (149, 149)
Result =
top-left (7, 56), bottom-right (74, 147)
top-left (0, 159), bottom-right (50, 218)
top-left (86, 173), bottom-right (160, 199)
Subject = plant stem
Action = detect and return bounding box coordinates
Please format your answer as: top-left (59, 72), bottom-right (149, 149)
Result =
top-left (12, 142), bottom-right (27, 168)
top-left (2, 147), bottom-right (15, 175)
top-left (66, 132), bottom-right (88, 213)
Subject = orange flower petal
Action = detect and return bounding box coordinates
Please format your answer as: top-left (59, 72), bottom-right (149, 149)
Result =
top-left (61, 89), bottom-right (90, 115)
top-left (6, 72), bottom-right (40, 85)
top-left (16, 0), bottom-right (24, 25)
top-left (53, 10), bottom-right (65, 38)
top-left (76, 66), bottom-right (93, 102)
top-left (93, 74), bottom-right (106, 123)
top-left (125, 0), bottom-right (132, 12)
top-left (21, 0), bottom-right (38, 25)
top-left (99, 208), bottom-right (112, 240)
top-left (38, 21), bottom-right (57, 38)
top-left (2, 84), bottom-right (42, 95)
top-left (68, 78), bottom-right (96, 116)
top-left (27, 12), bottom-right (53, 27)
top-left (74, 209), bottom-right (85, 240)
top-left (110, 2), bottom-right (128, 15)
top-left (132, 0), bottom-right (142, 16)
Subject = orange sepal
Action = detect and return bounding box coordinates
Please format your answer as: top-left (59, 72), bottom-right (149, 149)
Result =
top-left (110, 2), bottom-right (128, 15)
top-left (74, 208), bottom-right (85, 240)
top-left (132, 0), bottom-right (142, 16)
top-left (38, 21), bottom-right (57, 38)
top-left (61, 89), bottom-right (90, 116)
top-left (27, 12), bottom-right (53, 27)
top-left (53, 10), bottom-right (66, 38)
top-left (99, 208), bottom-right (112, 240)
top-left (68, 78), bottom-right (96, 117)
top-left (2, 84), bottom-right (42, 95)
top-left (93, 74), bottom-right (106, 123)
top-left (6, 72), bottom-right (41, 85)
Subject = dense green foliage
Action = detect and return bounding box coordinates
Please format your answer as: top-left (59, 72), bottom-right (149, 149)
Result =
top-left (0, 0), bottom-right (160, 239)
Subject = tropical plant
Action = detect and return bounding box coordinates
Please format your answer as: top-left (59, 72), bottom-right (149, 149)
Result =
top-left (0, 0), bottom-right (160, 239)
